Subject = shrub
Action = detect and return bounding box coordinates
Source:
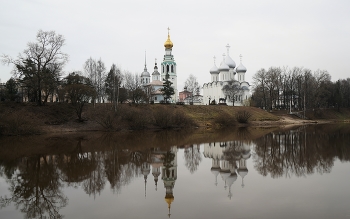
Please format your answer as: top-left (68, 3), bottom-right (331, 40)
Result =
top-left (89, 107), bottom-right (121, 131)
top-left (172, 110), bottom-right (197, 128)
top-left (120, 106), bottom-right (151, 130)
top-left (153, 106), bottom-right (196, 129)
top-left (235, 110), bottom-right (252, 123)
top-left (214, 112), bottom-right (236, 127)
top-left (0, 110), bottom-right (40, 135)
top-left (153, 106), bottom-right (173, 128)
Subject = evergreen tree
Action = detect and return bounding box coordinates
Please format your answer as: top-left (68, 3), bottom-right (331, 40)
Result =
top-left (161, 72), bottom-right (175, 103)
top-left (5, 78), bottom-right (18, 101)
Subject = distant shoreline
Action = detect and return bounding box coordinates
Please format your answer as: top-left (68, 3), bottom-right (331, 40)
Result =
top-left (1, 102), bottom-right (349, 136)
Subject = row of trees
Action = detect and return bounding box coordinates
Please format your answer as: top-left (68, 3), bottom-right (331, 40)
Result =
top-left (1, 30), bottom-right (177, 109)
top-left (251, 67), bottom-right (350, 111)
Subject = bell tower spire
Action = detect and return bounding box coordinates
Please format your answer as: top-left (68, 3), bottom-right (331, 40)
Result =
top-left (161, 27), bottom-right (177, 102)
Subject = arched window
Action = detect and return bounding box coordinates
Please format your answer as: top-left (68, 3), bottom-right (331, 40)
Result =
top-left (167, 65), bottom-right (169, 73)
top-left (171, 65), bottom-right (174, 72)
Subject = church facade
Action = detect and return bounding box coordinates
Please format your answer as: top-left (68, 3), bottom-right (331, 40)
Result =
top-left (141, 29), bottom-right (178, 103)
top-left (202, 44), bottom-right (250, 106)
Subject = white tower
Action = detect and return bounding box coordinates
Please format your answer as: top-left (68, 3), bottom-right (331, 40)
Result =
top-left (161, 27), bottom-right (178, 102)
top-left (152, 58), bottom-right (161, 81)
top-left (141, 51), bottom-right (151, 85)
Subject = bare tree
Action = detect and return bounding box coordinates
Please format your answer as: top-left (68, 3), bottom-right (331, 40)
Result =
top-left (64, 72), bottom-right (96, 121)
top-left (96, 58), bottom-right (106, 103)
top-left (83, 57), bottom-right (106, 104)
top-left (124, 71), bottom-right (145, 103)
top-left (222, 80), bottom-right (243, 106)
top-left (105, 64), bottom-right (123, 111)
top-left (1, 30), bottom-right (68, 105)
top-left (253, 69), bottom-right (268, 109)
top-left (184, 74), bottom-right (199, 104)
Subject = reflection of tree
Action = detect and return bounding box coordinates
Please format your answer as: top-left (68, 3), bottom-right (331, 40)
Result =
top-left (104, 146), bottom-right (122, 193)
top-left (223, 141), bottom-right (242, 161)
top-left (184, 145), bottom-right (202, 174)
top-left (82, 152), bottom-right (106, 199)
top-left (163, 151), bottom-right (175, 177)
top-left (253, 126), bottom-right (341, 178)
top-left (0, 155), bottom-right (67, 219)
top-left (57, 139), bottom-right (97, 184)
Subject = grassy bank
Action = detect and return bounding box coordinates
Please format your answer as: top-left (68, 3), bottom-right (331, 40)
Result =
top-left (1, 102), bottom-right (349, 136)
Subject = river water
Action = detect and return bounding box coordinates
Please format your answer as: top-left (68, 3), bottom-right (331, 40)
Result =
top-left (0, 124), bottom-right (350, 219)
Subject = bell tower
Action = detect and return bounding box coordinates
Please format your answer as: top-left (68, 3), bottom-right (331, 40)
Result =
top-left (161, 27), bottom-right (178, 102)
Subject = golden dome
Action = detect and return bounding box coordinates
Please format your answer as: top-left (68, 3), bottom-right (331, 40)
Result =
top-left (164, 34), bottom-right (173, 49)
top-left (165, 194), bottom-right (174, 205)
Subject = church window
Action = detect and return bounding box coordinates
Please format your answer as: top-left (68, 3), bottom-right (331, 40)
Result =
top-left (167, 65), bottom-right (169, 73)
top-left (171, 65), bottom-right (174, 72)
top-left (155, 97), bottom-right (157, 100)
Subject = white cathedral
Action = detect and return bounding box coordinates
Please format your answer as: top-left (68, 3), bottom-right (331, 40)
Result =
top-left (141, 29), bottom-right (178, 103)
top-left (202, 44), bottom-right (251, 106)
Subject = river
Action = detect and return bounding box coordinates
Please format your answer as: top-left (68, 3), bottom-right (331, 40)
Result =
top-left (1, 124), bottom-right (350, 219)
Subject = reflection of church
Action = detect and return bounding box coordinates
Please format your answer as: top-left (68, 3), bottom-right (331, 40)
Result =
top-left (141, 146), bottom-right (178, 218)
top-left (203, 141), bottom-right (251, 199)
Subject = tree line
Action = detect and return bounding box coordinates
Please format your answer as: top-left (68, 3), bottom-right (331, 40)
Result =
top-left (0, 30), bottom-right (176, 110)
top-left (251, 66), bottom-right (350, 111)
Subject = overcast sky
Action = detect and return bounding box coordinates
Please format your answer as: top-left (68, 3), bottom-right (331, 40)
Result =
top-left (1, 0), bottom-right (350, 90)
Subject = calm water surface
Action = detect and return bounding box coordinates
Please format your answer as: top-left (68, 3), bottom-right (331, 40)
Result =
top-left (1, 124), bottom-right (350, 219)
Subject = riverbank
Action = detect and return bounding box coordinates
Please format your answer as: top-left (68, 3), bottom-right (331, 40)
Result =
top-left (1, 102), bottom-right (349, 135)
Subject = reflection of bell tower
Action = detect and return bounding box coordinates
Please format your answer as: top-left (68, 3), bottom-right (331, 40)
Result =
top-left (152, 163), bottom-right (161, 191)
top-left (141, 162), bottom-right (151, 198)
top-left (162, 147), bottom-right (178, 218)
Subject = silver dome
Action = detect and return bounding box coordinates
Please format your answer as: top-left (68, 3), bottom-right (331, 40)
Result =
top-left (225, 55), bottom-right (236, 68)
top-left (236, 63), bottom-right (247, 73)
top-left (210, 64), bottom-right (219, 74)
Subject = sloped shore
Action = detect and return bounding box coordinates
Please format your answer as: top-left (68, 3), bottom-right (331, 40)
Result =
top-left (0, 102), bottom-right (348, 135)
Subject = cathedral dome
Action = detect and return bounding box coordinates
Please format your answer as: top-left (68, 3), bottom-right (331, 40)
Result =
top-left (164, 34), bottom-right (173, 49)
top-left (152, 70), bottom-right (160, 76)
top-left (225, 55), bottom-right (236, 69)
top-left (226, 172), bottom-right (238, 187)
top-left (219, 61), bottom-right (229, 71)
top-left (211, 167), bottom-right (221, 176)
top-left (236, 63), bottom-right (247, 73)
top-left (210, 64), bottom-right (219, 74)
top-left (141, 70), bottom-right (150, 77)
top-left (220, 170), bottom-right (231, 181)
top-left (238, 168), bottom-right (248, 178)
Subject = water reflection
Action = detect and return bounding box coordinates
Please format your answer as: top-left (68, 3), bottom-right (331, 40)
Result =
top-left (204, 140), bottom-right (251, 199)
top-left (253, 125), bottom-right (350, 178)
top-left (1, 155), bottom-right (68, 219)
top-left (0, 124), bottom-right (350, 218)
